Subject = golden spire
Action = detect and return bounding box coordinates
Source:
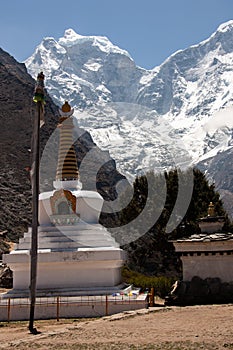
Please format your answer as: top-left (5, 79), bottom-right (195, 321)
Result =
top-left (61, 101), bottom-right (71, 113)
top-left (56, 102), bottom-right (79, 181)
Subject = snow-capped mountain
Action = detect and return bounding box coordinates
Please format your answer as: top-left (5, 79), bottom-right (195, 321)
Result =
top-left (25, 21), bottom-right (233, 190)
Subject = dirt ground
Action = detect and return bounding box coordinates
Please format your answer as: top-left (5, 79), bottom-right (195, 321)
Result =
top-left (0, 304), bottom-right (233, 349)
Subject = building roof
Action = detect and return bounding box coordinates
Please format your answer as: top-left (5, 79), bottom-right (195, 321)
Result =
top-left (175, 232), bottom-right (233, 243)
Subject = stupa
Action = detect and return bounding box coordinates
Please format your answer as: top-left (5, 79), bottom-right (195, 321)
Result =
top-left (3, 101), bottom-right (126, 297)
top-left (165, 202), bottom-right (233, 305)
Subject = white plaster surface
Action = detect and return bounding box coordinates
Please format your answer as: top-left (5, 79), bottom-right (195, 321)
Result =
top-left (173, 240), bottom-right (233, 282)
top-left (39, 190), bottom-right (104, 225)
top-left (0, 295), bottom-right (148, 321)
top-left (3, 189), bottom-right (126, 296)
top-left (181, 254), bottom-right (233, 282)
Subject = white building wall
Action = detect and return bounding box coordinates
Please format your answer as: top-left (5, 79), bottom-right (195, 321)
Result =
top-left (181, 254), bottom-right (233, 282)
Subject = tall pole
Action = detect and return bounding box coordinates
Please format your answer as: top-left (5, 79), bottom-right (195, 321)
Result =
top-left (29, 72), bottom-right (45, 334)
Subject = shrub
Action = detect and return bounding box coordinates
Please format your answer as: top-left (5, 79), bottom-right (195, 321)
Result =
top-left (122, 267), bottom-right (175, 298)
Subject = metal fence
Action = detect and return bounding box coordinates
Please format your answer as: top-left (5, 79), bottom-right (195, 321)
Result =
top-left (0, 293), bottom-right (148, 322)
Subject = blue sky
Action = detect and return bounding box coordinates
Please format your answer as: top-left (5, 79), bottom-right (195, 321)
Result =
top-left (1, 0), bottom-right (233, 69)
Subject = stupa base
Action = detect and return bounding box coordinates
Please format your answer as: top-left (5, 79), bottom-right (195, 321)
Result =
top-left (1, 283), bottom-right (133, 299)
top-left (4, 247), bottom-right (126, 295)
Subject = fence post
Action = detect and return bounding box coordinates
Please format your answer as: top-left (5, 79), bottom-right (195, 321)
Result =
top-left (149, 287), bottom-right (155, 307)
top-left (7, 298), bottom-right (11, 323)
top-left (105, 295), bottom-right (108, 316)
top-left (57, 297), bottom-right (60, 322)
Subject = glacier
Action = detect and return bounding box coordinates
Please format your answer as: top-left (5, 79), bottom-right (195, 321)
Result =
top-left (25, 20), bottom-right (233, 214)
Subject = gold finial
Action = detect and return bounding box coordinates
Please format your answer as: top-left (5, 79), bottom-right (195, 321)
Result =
top-left (207, 202), bottom-right (215, 217)
top-left (61, 101), bottom-right (71, 113)
top-left (59, 101), bottom-right (74, 119)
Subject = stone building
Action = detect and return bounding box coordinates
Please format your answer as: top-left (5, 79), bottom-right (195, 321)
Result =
top-left (166, 202), bottom-right (233, 305)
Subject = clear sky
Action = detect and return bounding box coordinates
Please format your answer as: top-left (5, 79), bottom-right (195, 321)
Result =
top-left (1, 0), bottom-right (233, 69)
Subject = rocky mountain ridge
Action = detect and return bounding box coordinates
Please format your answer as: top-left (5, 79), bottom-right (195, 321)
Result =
top-left (24, 21), bottom-right (233, 217)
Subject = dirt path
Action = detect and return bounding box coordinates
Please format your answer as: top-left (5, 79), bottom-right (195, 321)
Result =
top-left (0, 304), bottom-right (233, 349)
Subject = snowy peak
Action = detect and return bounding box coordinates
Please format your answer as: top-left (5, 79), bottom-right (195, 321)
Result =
top-left (62, 28), bottom-right (84, 41)
top-left (58, 28), bottom-right (132, 58)
top-left (25, 20), bottom-right (233, 194)
top-left (216, 20), bottom-right (233, 33)
top-left (199, 19), bottom-right (233, 54)
top-left (26, 28), bottom-right (134, 77)
top-left (137, 19), bottom-right (233, 117)
top-left (25, 28), bottom-right (141, 109)
top-left (162, 19), bottom-right (233, 72)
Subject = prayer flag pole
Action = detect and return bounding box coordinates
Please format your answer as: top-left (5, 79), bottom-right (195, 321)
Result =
top-left (29, 72), bottom-right (45, 334)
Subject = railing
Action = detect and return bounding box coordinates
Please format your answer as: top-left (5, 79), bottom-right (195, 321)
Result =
top-left (0, 293), bottom-right (148, 322)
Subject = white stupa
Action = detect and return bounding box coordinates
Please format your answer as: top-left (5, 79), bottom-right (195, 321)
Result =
top-left (3, 101), bottom-right (126, 297)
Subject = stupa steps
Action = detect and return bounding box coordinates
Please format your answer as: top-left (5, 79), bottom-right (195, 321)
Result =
top-left (19, 235), bottom-right (116, 244)
top-left (31, 224), bottom-right (105, 232)
top-left (23, 230), bottom-right (111, 239)
top-left (15, 240), bottom-right (117, 250)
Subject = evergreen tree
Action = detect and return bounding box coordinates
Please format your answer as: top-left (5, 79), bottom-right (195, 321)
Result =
top-left (100, 167), bottom-right (231, 277)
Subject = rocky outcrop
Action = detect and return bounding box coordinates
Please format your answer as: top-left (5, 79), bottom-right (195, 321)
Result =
top-left (165, 276), bottom-right (233, 305)
top-left (0, 265), bottom-right (13, 288)
top-left (0, 48), bottom-right (59, 243)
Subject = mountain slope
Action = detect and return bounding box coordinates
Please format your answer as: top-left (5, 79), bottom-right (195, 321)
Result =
top-left (0, 48), bottom-right (125, 248)
top-left (0, 47), bottom-right (58, 244)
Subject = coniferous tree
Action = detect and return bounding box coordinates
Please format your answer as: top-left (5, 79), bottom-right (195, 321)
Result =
top-left (100, 167), bottom-right (231, 276)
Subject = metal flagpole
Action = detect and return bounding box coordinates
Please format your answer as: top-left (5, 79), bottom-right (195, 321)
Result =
top-left (29, 72), bottom-right (45, 334)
